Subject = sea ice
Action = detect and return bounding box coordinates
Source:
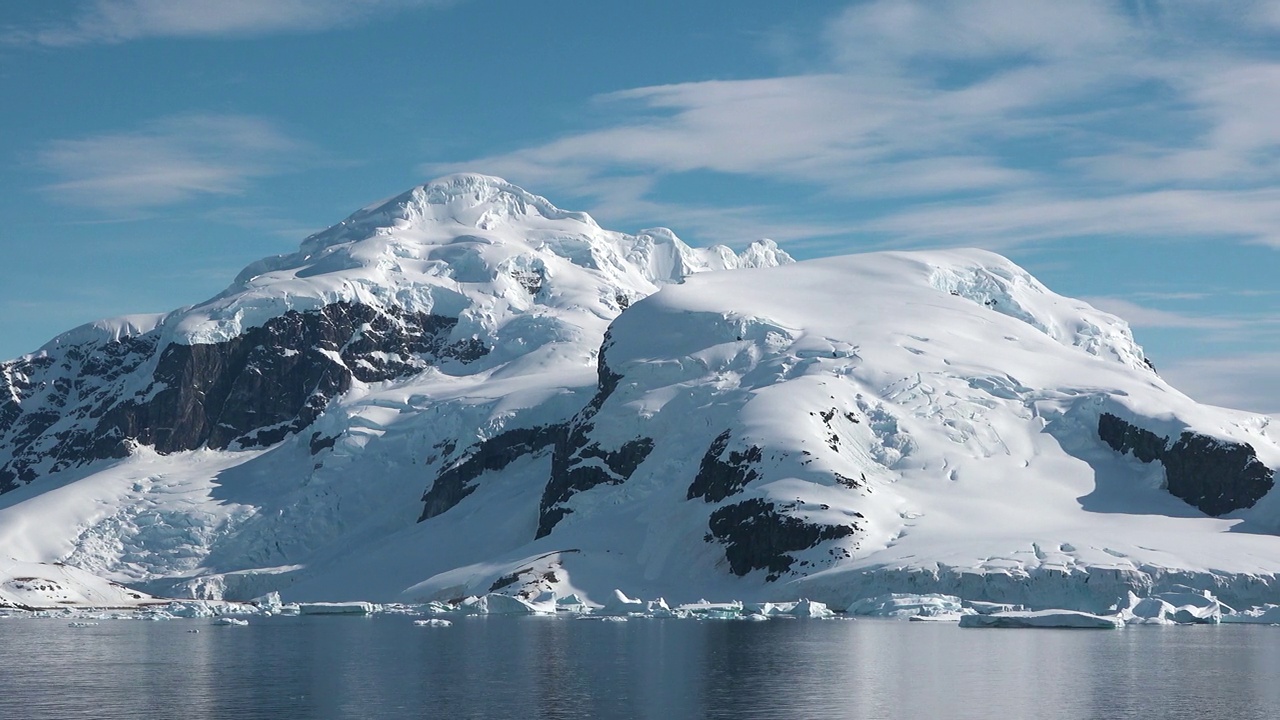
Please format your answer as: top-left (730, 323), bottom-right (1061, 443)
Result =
top-left (1222, 604), bottom-right (1280, 624)
top-left (1117, 589), bottom-right (1226, 625)
top-left (959, 610), bottom-right (1124, 629)
top-left (456, 594), bottom-right (552, 615)
top-left (598, 589), bottom-right (647, 616)
top-left (789, 599), bottom-right (835, 618)
top-left (298, 602), bottom-right (375, 616)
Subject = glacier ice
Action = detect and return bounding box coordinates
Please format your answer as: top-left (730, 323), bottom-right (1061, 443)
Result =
top-left (0, 176), bottom-right (1279, 618)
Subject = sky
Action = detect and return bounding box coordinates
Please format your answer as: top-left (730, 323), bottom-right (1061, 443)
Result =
top-left (1, 0), bottom-right (1278, 414)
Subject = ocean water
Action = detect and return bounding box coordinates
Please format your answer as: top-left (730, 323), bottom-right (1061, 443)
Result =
top-left (2, 615), bottom-right (1278, 719)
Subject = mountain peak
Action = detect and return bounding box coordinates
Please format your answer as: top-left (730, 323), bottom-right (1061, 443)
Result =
top-left (301, 174), bottom-right (598, 255)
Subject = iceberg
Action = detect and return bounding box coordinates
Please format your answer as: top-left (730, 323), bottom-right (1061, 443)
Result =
top-left (1222, 604), bottom-right (1280, 624)
top-left (959, 610), bottom-right (1124, 629)
top-left (298, 602), bottom-right (375, 616)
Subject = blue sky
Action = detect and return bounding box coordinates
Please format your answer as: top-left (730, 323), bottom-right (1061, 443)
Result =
top-left (1, 0), bottom-right (1278, 413)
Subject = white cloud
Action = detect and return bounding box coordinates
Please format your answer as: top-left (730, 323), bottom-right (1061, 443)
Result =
top-left (8, 0), bottom-right (454, 45)
top-left (1160, 353), bottom-right (1280, 415)
top-left (1081, 297), bottom-right (1232, 330)
top-left (859, 189), bottom-right (1280, 248)
top-left (824, 0), bottom-right (1131, 66)
top-left (36, 114), bottom-right (304, 209)
top-left (427, 1), bottom-right (1280, 254)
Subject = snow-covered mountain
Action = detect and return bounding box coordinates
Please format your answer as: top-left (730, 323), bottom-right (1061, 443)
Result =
top-left (2, 175), bottom-right (1278, 613)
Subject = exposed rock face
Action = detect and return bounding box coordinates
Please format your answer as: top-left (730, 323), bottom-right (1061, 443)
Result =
top-left (1098, 412), bottom-right (1275, 516)
top-left (420, 424), bottom-right (564, 521)
top-left (0, 302), bottom-right (485, 493)
top-left (687, 430), bottom-right (763, 503)
top-left (536, 433), bottom-right (655, 538)
top-left (708, 498), bottom-right (859, 581)
top-left (1, 334), bottom-right (159, 491)
top-left (536, 333), bottom-right (654, 538)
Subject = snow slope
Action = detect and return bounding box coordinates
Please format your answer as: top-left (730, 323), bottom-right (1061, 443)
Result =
top-left (0, 557), bottom-right (159, 609)
top-left (2, 176), bottom-right (1279, 613)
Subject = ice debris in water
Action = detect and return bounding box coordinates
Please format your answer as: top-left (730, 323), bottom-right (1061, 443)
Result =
top-left (299, 602), bottom-right (375, 615)
top-left (11, 583), bottom-right (1280, 627)
top-left (959, 610), bottom-right (1124, 629)
top-left (1221, 604), bottom-right (1280, 624)
top-left (1116, 587), bottom-right (1229, 625)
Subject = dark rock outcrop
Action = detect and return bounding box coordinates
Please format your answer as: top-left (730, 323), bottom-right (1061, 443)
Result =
top-left (536, 435), bottom-right (655, 538)
top-left (1098, 412), bottom-right (1275, 516)
top-left (420, 424), bottom-right (564, 521)
top-left (687, 430), bottom-right (763, 503)
top-left (707, 498), bottom-right (858, 580)
top-left (535, 331), bottom-right (654, 538)
top-left (0, 302), bottom-right (485, 493)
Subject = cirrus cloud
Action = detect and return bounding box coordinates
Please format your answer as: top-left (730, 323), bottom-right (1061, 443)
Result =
top-left (35, 114), bottom-right (306, 210)
top-left (425, 0), bottom-right (1280, 255)
top-left (6, 0), bottom-right (457, 46)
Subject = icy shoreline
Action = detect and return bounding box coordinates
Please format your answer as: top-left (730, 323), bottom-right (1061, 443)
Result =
top-left (5, 588), bottom-right (1279, 629)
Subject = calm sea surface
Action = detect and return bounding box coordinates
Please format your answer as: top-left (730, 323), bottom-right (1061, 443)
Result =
top-left (1, 615), bottom-right (1277, 720)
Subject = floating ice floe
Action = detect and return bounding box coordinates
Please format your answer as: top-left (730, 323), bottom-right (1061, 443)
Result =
top-left (213, 617), bottom-right (249, 626)
top-left (959, 610), bottom-right (1124, 629)
top-left (787, 599), bottom-right (835, 619)
top-left (67, 621), bottom-right (98, 627)
top-left (556, 594), bottom-right (590, 612)
top-left (1221, 604), bottom-right (1280, 624)
top-left (455, 593), bottom-right (555, 615)
top-left (298, 602), bottom-right (375, 616)
top-left (965, 601), bottom-right (1025, 615)
top-left (1116, 588), bottom-right (1228, 625)
top-left (598, 589), bottom-right (648, 616)
top-left (251, 592), bottom-right (283, 614)
top-left (413, 619), bottom-right (452, 627)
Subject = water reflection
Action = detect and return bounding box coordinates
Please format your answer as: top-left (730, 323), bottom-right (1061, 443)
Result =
top-left (1, 616), bottom-right (1278, 720)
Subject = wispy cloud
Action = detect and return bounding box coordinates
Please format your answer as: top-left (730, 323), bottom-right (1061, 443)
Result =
top-left (860, 190), bottom-right (1280, 249)
top-left (1161, 352), bottom-right (1280, 415)
top-left (35, 114), bottom-right (305, 210)
top-left (1082, 297), bottom-right (1232, 330)
top-left (6, 0), bottom-right (455, 46)
top-left (427, 0), bottom-right (1280, 253)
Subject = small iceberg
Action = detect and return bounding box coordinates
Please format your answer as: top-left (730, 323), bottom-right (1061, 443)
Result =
top-left (788, 599), bottom-right (835, 619)
top-left (599, 589), bottom-right (647, 616)
top-left (413, 619), bottom-right (452, 627)
top-left (1222, 604), bottom-right (1280, 624)
top-left (959, 610), bottom-right (1124, 629)
top-left (1117, 589), bottom-right (1227, 625)
top-left (213, 617), bottom-right (249, 626)
top-left (298, 602), bottom-right (375, 616)
top-left (67, 622), bottom-right (99, 628)
top-left (455, 593), bottom-right (554, 615)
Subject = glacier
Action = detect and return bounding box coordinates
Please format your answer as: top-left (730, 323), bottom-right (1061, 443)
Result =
top-left (2, 173), bottom-right (1279, 617)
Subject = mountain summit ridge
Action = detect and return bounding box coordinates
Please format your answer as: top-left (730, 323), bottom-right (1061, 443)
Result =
top-left (2, 178), bottom-right (1279, 613)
